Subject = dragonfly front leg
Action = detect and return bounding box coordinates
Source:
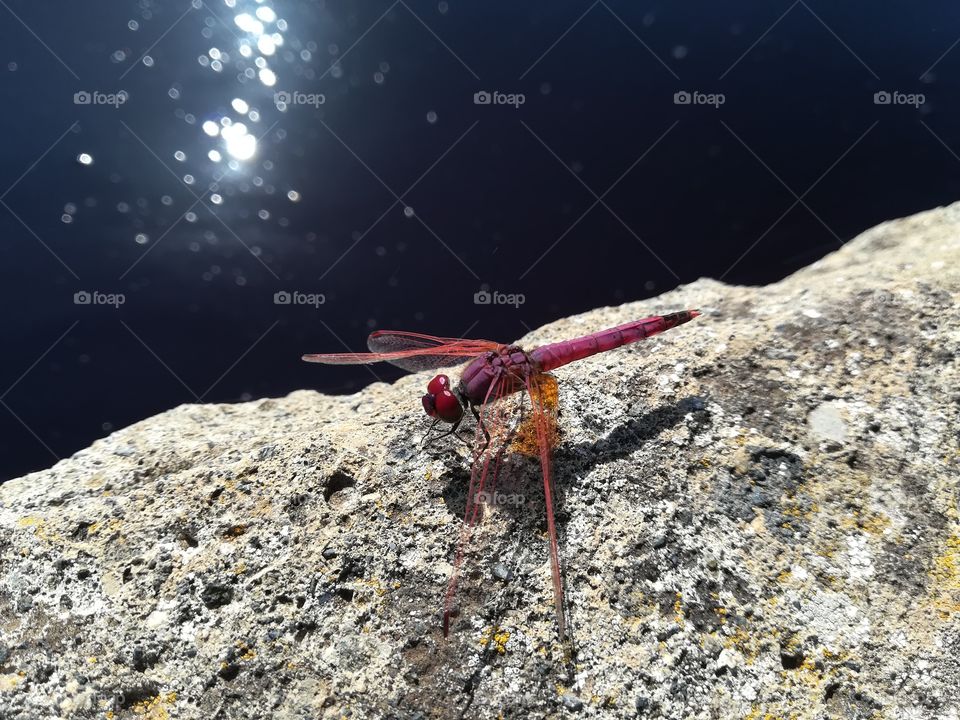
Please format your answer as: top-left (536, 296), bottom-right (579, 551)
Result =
top-left (421, 416), bottom-right (471, 450)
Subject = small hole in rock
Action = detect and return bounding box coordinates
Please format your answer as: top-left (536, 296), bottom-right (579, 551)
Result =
top-left (324, 471), bottom-right (356, 503)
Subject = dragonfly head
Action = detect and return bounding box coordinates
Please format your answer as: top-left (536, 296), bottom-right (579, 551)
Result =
top-left (421, 374), bottom-right (464, 424)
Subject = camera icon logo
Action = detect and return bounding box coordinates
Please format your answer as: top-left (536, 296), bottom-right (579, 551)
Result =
top-left (474, 91), bottom-right (491, 105)
top-left (674, 91), bottom-right (692, 105)
top-left (74, 91), bottom-right (91, 105)
top-left (273, 291), bottom-right (292, 305)
top-left (73, 290), bottom-right (91, 304)
top-left (473, 290), bottom-right (492, 304)
top-left (274, 91), bottom-right (291, 105)
top-left (874, 91), bottom-right (892, 105)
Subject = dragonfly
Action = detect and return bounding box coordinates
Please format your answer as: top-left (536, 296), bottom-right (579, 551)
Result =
top-left (303, 310), bottom-right (700, 641)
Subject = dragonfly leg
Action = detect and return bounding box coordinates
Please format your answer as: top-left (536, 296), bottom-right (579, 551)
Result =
top-left (472, 403), bottom-right (491, 454)
top-left (419, 418), bottom-right (442, 448)
top-left (421, 416), bottom-right (469, 449)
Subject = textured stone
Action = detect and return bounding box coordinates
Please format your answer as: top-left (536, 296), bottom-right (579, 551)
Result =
top-left (1, 203), bottom-right (959, 718)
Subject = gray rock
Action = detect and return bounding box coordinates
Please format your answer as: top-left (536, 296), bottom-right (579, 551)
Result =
top-left (2, 203), bottom-right (960, 718)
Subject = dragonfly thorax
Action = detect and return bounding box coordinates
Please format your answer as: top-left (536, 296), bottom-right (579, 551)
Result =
top-left (459, 345), bottom-right (537, 406)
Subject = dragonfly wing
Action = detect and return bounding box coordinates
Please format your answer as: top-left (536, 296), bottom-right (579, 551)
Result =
top-left (526, 371), bottom-right (566, 642)
top-left (367, 331), bottom-right (500, 372)
top-left (302, 330), bottom-right (500, 372)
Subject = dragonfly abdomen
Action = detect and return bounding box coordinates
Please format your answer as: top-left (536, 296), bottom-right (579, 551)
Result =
top-left (530, 310), bottom-right (699, 372)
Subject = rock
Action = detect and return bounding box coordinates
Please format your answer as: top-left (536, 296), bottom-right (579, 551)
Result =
top-left (1, 203), bottom-right (960, 719)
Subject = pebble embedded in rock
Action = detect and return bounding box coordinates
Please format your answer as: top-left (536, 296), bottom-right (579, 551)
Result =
top-left (807, 401), bottom-right (848, 446)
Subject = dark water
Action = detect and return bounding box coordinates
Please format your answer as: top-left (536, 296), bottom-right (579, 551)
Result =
top-left (1, 1), bottom-right (957, 481)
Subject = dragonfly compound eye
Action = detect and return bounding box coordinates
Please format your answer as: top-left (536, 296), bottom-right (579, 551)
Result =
top-left (427, 374), bottom-right (450, 395)
top-left (432, 389), bottom-right (463, 424)
top-left (422, 393), bottom-right (437, 417)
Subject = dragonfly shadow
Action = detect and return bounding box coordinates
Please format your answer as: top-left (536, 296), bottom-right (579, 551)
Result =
top-left (438, 396), bottom-right (710, 525)
top-left (434, 395), bottom-right (709, 656)
top-left (557, 395), bottom-right (709, 469)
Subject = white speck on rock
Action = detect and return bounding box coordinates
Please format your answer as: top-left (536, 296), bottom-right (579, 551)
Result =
top-left (146, 610), bottom-right (169, 628)
top-left (808, 400), bottom-right (848, 445)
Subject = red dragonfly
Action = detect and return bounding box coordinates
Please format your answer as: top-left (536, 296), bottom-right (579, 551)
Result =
top-left (303, 311), bottom-right (700, 641)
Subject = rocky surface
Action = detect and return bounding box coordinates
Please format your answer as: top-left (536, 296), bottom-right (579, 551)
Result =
top-left (2, 202), bottom-right (959, 720)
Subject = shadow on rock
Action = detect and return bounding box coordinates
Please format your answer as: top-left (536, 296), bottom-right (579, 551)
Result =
top-left (438, 395), bottom-right (710, 527)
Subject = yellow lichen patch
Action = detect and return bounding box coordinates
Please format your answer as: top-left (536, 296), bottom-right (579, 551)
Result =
top-left (479, 626), bottom-right (510, 655)
top-left (87, 519), bottom-right (124, 537)
top-left (722, 626), bottom-right (764, 665)
top-left (674, 593), bottom-right (684, 627)
top-left (743, 707), bottom-right (764, 720)
top-left (928, 530), bottom-right (960, 617)
top-left (353, 578), bottom-right (388, 598)
top-left (930, 531), bottom-right (960, 586)
top-left (235, 641), bottom-right (256, 662)
top-left (761, 647), bottom-right (858, 718)
top-left (131, 692), bottom-right (176, 719)
top-left (223, 524), bottom-right (247, 539)
top-left (839, 510), bottom-right (890, 536)
top-left (18, 515), bottom-right (67, 544)
top-left (0, 673), bottom-right (22, 691)
top-left (744, 711), bottom-right (790, 720)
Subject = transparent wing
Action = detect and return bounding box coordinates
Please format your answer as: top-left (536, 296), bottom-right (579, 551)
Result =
top-left (442, 372), bottom-right (518, 636)
top-left (302, 330), bottom-right (500, 373)
top-left (525, 371), bottom-right (566, 642)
